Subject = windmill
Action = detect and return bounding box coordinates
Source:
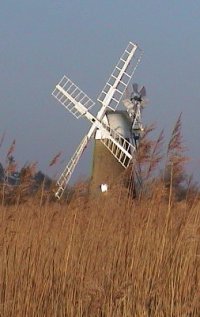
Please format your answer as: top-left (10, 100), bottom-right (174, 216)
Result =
top-left (52, 42), bottom-right (145, 199)
top-left (91, 83), bottom-right (147, 194)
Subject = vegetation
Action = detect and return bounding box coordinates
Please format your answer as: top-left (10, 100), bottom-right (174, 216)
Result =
top-left (0, 116), bottom-right (199, 316)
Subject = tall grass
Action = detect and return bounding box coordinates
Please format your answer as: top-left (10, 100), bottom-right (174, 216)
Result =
top-left (0, 182), bottom-right (199, 316)
top-left (0, 116), bottom-right (199, 316)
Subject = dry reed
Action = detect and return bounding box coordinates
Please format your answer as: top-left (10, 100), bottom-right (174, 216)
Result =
top-left (0, 182), bottom-right (199, 316)
top-left (0, 115), bottom-right (199, 316)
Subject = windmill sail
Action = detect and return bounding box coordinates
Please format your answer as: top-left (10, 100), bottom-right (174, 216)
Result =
top-left (52, 76), bottom-right (95, 119)
top-left (97, 42), bottom-right (142, 111)
top-left (55, 135), bottom-right (89, 199)
top-left (100, 126), bottom-right (135, 168)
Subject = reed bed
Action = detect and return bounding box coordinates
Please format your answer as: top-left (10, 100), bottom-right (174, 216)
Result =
top-left (0, 183), bottom-right (199, 317)
top-left (0, 116), bottom-right (199, 316)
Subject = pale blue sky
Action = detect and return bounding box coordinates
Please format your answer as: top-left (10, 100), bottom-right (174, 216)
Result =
top-left (0, 1), bottom-right (200, 181)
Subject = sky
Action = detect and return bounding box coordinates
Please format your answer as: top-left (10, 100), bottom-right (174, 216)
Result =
top-left (0, 1), bottom-right (200, 182)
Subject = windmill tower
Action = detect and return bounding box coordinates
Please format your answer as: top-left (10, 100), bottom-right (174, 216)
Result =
top-left (52, 42), bottom-right (145, 199)
top-left (91, 84), bottom-right (147, 194)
